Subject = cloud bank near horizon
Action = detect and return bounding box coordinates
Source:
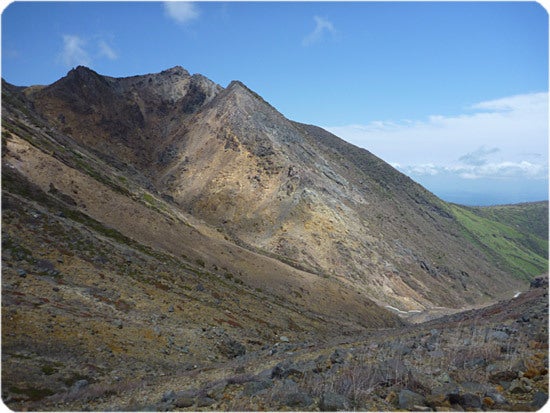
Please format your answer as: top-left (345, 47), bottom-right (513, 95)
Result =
top-left (327, 92), bottom-right (547, 180)
top-left (326, 92), bottom-right (548, 204)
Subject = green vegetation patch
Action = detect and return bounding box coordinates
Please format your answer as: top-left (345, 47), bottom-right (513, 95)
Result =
top-left (466, 202), bottom-right (549, 245)
top-left (450, 204), bottom-right (548, 280)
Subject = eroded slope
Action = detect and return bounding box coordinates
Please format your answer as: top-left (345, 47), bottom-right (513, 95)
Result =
top-left (11, 66), bottom-right (534, 311)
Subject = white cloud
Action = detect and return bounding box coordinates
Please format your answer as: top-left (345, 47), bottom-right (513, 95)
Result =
top-left (59, 35), bottom-right (118, 68)
top-left (326, 92), bottom-right (548, 184)
top-left (302, 16), bottom-right (336, 46)
top-left (164, 2), bottom-right (199, 25)
top-left (60, 34), bottom-right (91, 67)
top-left (455, 161), bottom-right (547, 180)
top-left (458, 146), bottom-right (500, 166)
top-left (98, 40), bottom-right (117, 60)
top-left (470, 92), bottom-right (548, 112)
top-left (397, 161), bottom-right (547, 181)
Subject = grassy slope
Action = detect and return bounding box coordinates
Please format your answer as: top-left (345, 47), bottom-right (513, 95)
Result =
top-left (466, 202), bottom-right (548, 241)
top-left (450, 203), bottom-right (548, 281)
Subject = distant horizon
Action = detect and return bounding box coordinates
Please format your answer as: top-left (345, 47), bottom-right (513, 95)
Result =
top-left (3, 2), bottom-right (547, 205)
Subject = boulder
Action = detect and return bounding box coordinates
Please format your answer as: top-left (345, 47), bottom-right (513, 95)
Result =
top-left (281, 392), bottom-right (314, 408)
top-left (174, 395), bottom-right (194, 408)
top-left (431, 382), bottom-right (460, 397)
top-left (490, 330), bottom-right (509, 341)
top-left (489, 370), bottom-right (517, 384)
top-left (70, 379), bottom-right (89, 394)
top-left (398, 389), bottom-right (426, 410)
top-left (485, 391), bottom-right (507, 406)
top-left (196, 396), bottom-right (215, 407)
top-left (218, 338), bottom-right (246, 358)
top-left (320, 392), bottom-right (349, 411)
top-left (160, 390), bottom-right (176, 403)
top-left (459, 393), bottom-right (481, 409)
top-left (437, 372), bottom-right (452, 383)
top-left (425, 393), bottom-right (450, 410)
top-left (242, 380), bottom-right (273, 397)
top-left (509, 378), bottom-right (533, 394)
top-left (271, 360), bottom-right (307, 379)
top-left (428, 350), bottom-right (445, 358)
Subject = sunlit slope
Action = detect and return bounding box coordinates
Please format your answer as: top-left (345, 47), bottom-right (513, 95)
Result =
top-left (450, 203), bottom-right (548, 280)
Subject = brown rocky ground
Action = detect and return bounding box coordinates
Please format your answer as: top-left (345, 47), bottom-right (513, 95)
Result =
top-left (4, 247), bottom-right (546, 412)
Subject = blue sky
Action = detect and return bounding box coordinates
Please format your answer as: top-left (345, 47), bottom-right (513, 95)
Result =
top-left (2, 1), bottom-right (548, 205)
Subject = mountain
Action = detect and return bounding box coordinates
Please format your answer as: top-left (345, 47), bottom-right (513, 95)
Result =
top-left (17, 65), bottom-right (538, 310)
top-left (2, 66), bottom-right (547, 410)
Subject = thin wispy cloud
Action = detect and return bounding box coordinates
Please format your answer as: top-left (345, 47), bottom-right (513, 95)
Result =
top-left (60, 34), bottom-right (91, 67)
top-left (326, 92), bottom-right (548, 182)
top-left (302, 15), bottom-right (336, 46)
top-left (98, 40), bottom-right (117, 60)
top-left (164, 2), bottom-right (200, 25)
top-left (58, 35), bottom-right (117, 68)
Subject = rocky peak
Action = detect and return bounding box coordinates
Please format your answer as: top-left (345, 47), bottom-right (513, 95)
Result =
top-left (67, 65), bottom-right (99, 77)
top-left (159, 65), bottom-right (190, 78)
top-left (63, 65), bottom-right (110, 88)
top-left (225, 80), bottom-right (270, 105)
top-left (226, 80), bottom-right (248, 91)
top-left (210, 79), bottom-right (280, 122)
top-left (39, 65), bottom-right (114, 115)
top-left (111, 67), bottom-right (221, 108)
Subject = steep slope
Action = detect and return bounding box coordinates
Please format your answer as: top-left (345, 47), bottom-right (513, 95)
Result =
top-left (136, 75), bottom-right (527, 309)
top-left (20, 66), bottom-right (530, 310)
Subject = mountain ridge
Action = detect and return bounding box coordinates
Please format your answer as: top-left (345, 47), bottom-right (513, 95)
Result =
top-left (6, 65), bottom-right (539, 310)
